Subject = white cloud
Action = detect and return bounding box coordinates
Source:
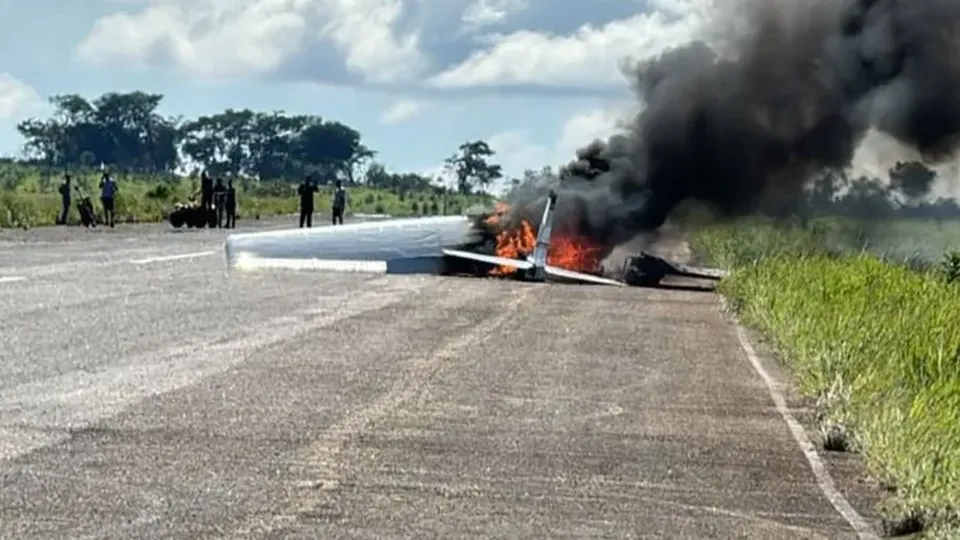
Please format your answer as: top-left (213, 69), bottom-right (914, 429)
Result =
top-left (487, 128), bottom-right (551, 173)
top-left (485, 102), bottom-right (632, 187)
top-left (379, 98), bottom-right (424, 124)
top-left (323, 0), bottom-right (428, 83)
top-left (75, 0), bottom-right (716, 92)
top-left (76, 0), bottom-right (428, 82)
top-left (428, 0), bottom-right (715, 89)
top-left (0, 74), bottom-right (43, 122)
top-left (461, 0), bottom-right (528, 30)
top-left (76, 2), bottom-right (306, 78)
top-left (554, 104), bottom-right (634, 160)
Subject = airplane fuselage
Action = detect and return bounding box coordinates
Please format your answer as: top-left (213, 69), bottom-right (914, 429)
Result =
top-left (223, 192), bottom-right (724, 288)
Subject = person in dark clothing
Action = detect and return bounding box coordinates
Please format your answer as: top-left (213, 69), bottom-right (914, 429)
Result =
top-left (298, 176), bottom-right (318, 228)
top-left (213, 177), bottom-right (227, 227)
top-left (331, 179), bottom-right (347, 225)
top-left (57, 174), bottom-right (72, 225)
top-left (200, 171), bottom-right (213, 210)
top-left (99, 172), bottom-right (117, 228)
top-left (225, 179), bottom-right (237, 228)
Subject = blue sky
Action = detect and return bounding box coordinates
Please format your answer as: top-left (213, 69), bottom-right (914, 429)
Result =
top-left (0, 0), bottom-right (712, 188)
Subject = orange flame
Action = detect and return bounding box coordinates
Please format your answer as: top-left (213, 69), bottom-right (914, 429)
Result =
top-left (483, 200), bottom-right (604, 276)
top-left (490, 220), bottom-right (536, 275)
top-left (490, 218), bottom-right (604, 276)
top-left (547, 232), bottom-right (604, 273)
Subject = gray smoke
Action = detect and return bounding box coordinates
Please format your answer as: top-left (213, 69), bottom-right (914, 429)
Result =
top-left (505, 0), bottom-right (960, 248)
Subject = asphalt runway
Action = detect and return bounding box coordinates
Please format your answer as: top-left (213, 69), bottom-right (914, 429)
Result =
top-left (0, 218), bottom-right (883, 539)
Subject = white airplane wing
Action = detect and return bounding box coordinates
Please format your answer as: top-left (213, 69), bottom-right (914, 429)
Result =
top-left (444, 248), bottom-right (624, 286)
top-left (442, 248), bottom-right (534, 270)
top-left (545, 265), bottom-right (626, 286)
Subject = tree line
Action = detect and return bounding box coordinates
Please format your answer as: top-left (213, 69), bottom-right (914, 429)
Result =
top-left (503, 161), bottom-right (960, 222)
top-left (9, 90), bottom-right (959, 220)
top-left (12, 91), bottom-right (505, 195)
top-left (801, 161), bottom-right (960, 220)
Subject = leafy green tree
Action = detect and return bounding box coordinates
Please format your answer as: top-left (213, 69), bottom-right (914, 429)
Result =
top-left (8, 88), bottom-right (508, 213)
top-left (15, 93), bottom-right (377, 186)
top-left (443, 140), bottom-right (503, 194)
top-left (17, 91), bottom-right (180, 172)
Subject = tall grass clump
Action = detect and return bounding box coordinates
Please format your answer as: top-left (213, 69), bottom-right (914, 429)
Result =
top-left (693, 220), bottom-right (960, 536)
top-left (689, 217), bottom-right (868, 268)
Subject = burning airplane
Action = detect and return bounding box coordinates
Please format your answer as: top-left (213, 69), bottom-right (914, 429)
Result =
top-left (228, 0), bottom-right (960, 287)
top-left (223, 190), bottom-right (726, 287)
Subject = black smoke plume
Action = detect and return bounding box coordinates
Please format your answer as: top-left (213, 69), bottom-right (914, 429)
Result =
top-left (502, 0), bottom-right (960, 249)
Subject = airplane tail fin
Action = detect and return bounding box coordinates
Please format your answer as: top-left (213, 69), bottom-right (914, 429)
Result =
top-left (527, 190), bottom-right (558, 281)
top-left (442, 191), bottom-right (622, 286)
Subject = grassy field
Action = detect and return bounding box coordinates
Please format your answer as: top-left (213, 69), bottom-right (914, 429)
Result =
top-left (0, 166), bottom-right (492, 228)
top-left (691, 217), bottom-right (960, 537)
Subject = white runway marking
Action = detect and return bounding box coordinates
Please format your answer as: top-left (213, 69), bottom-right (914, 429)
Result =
top-left (0, 276), bottom-right (26, 284)
top-left (733, 322), bottom-right (877, 539)
top-left (231, 255), bottom-right (387, 273)
top-left (129, 251), bottom-right (215, 264)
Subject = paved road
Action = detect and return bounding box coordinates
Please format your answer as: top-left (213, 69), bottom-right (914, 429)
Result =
top-left (0, 220), bottom-right (881, 539)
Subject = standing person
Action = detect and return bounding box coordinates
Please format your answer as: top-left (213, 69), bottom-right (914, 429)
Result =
top-left (213, 177), bottom-right (227, 228)
top-left (331, 179), bottom-right (347, 225)
top-left (297, 175), bottom-right (318, 228)
top-left (225, 179), bottom-right (237, 229)
top-left (57, 174), bottom-right (72, 225)
top-left (200, 171), bottom-right (213, 210)
top-left (99, 172), bottom-right (117, 228)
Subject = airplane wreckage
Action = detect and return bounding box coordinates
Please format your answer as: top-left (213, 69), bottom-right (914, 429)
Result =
top-left (223, 191), bottom-right (728, 288)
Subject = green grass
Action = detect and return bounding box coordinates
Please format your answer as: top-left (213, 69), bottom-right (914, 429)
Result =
top-left (0, 166), bottom-right (493, 228)
top-left (692, 218), bottom-right (960, 537)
